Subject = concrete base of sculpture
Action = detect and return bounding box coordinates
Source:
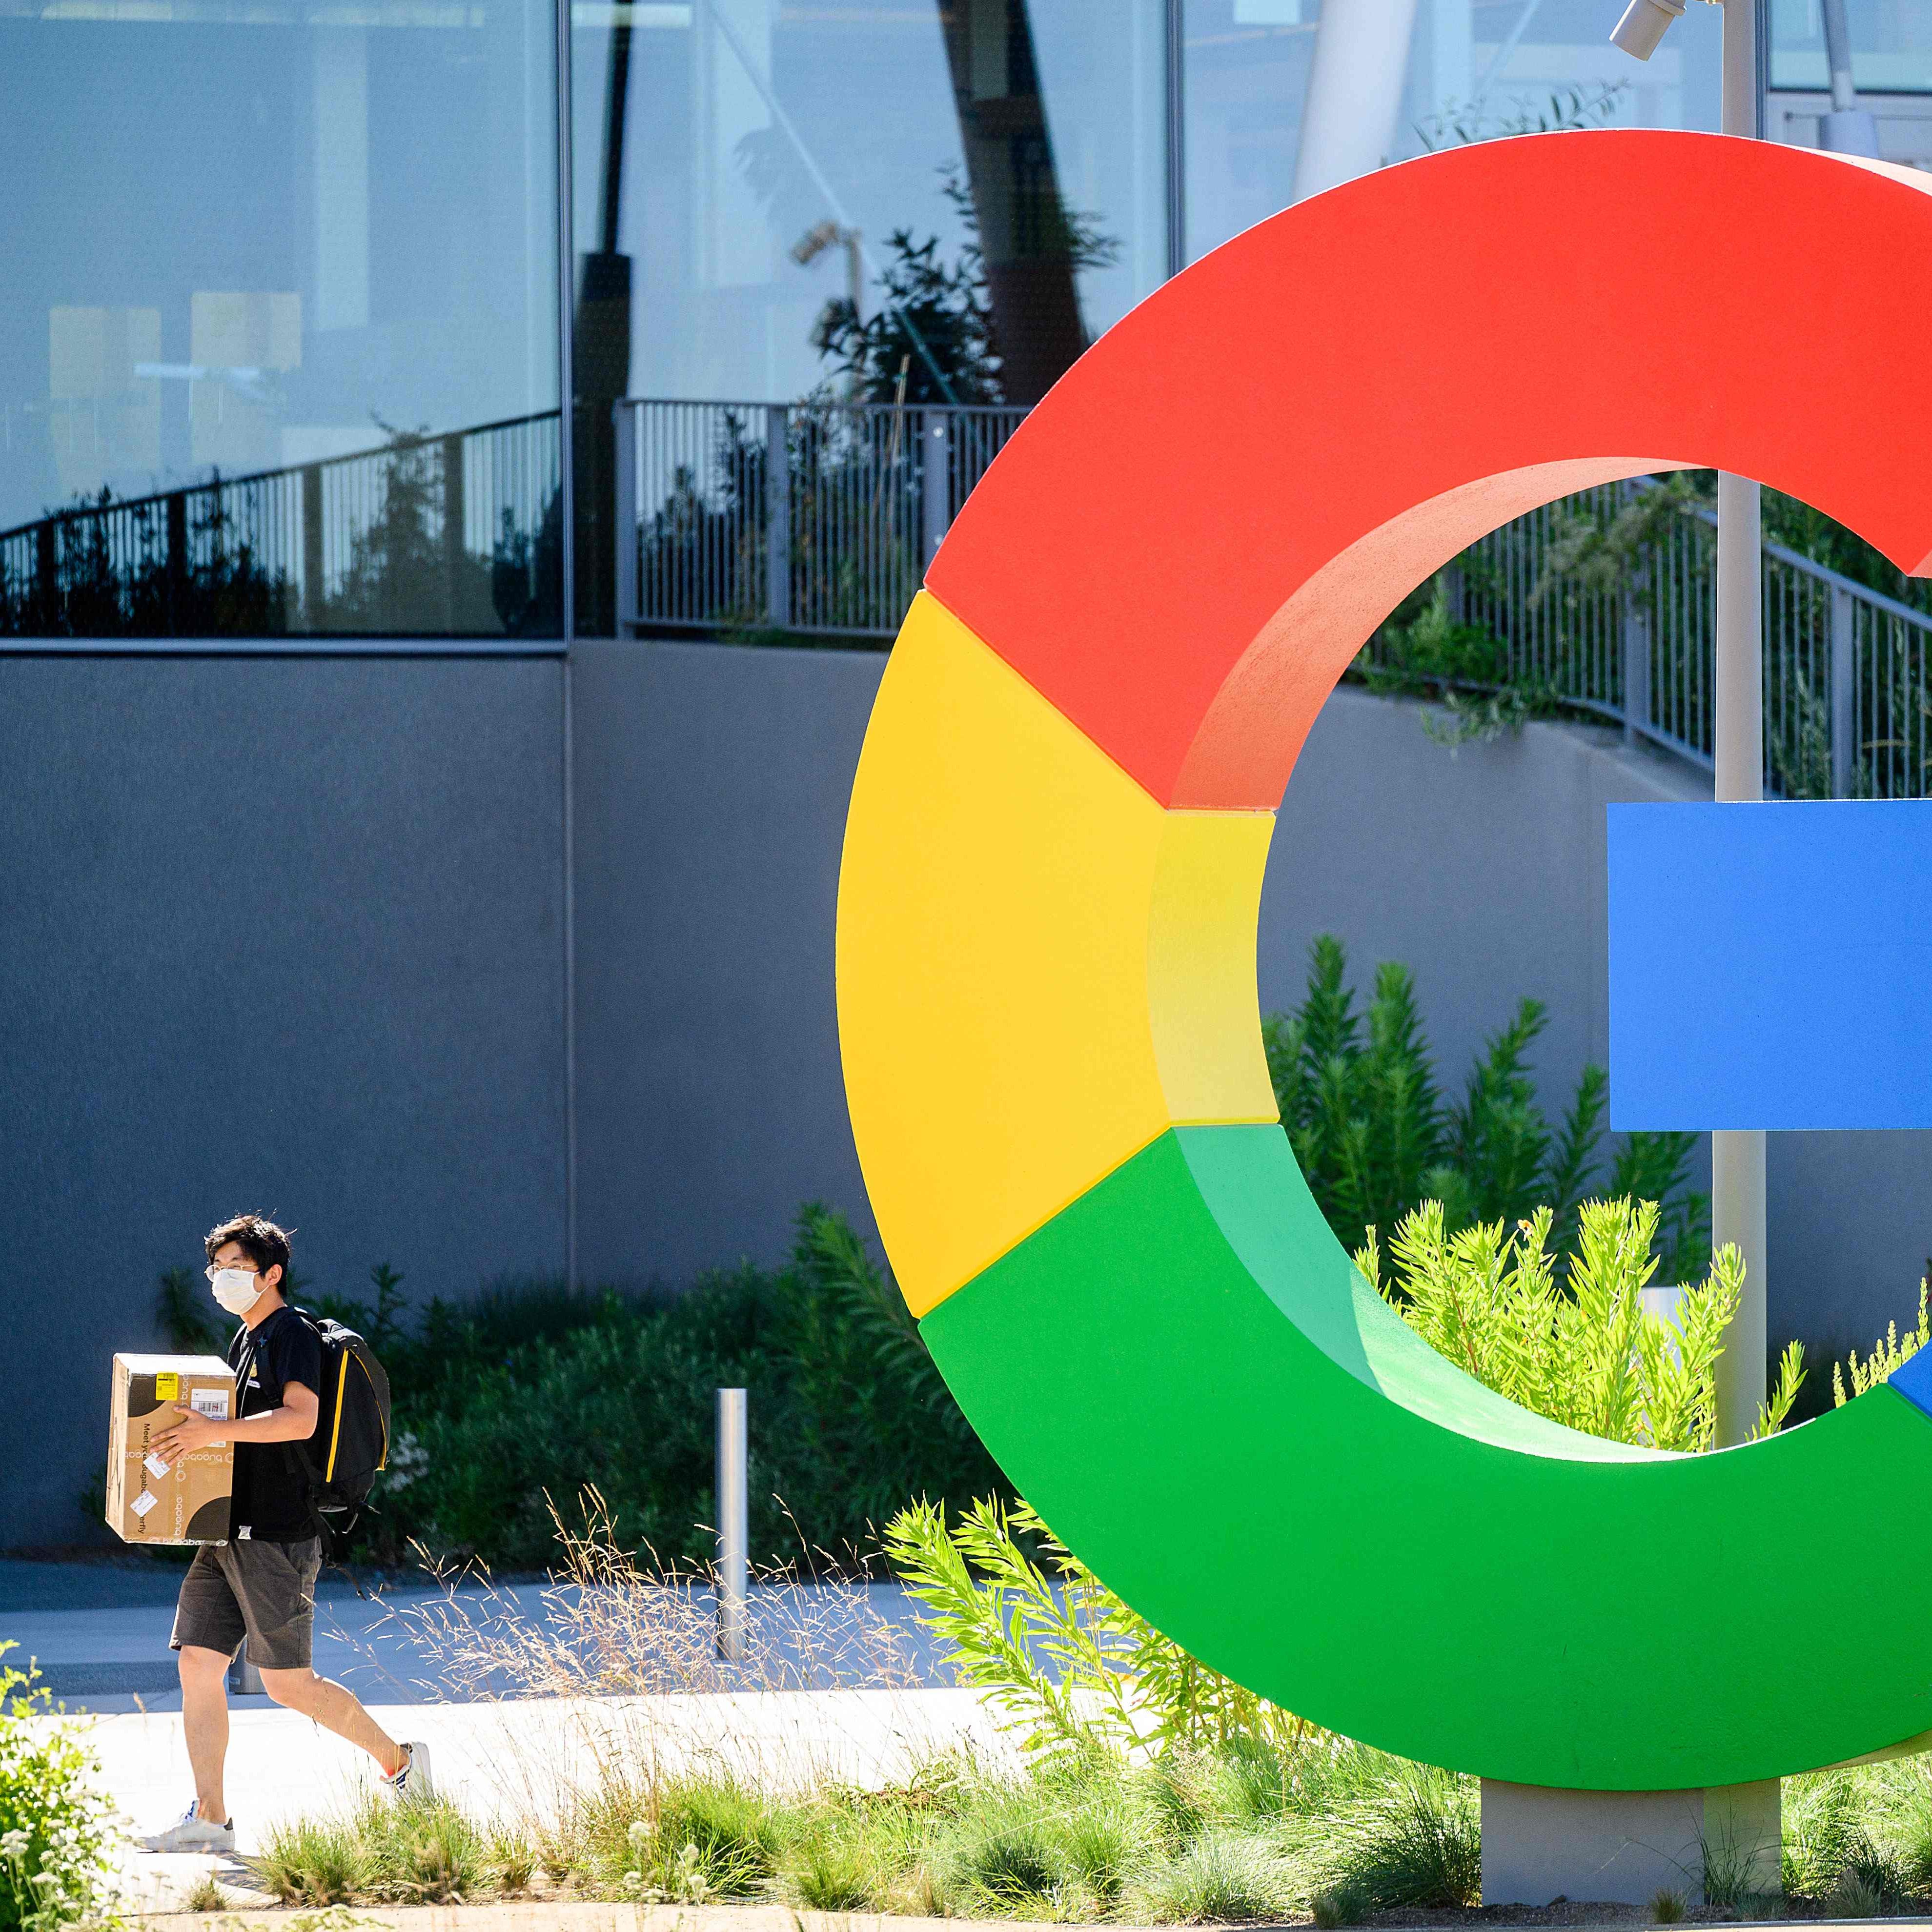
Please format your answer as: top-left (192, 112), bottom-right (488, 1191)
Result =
top-left (1481, 1778), bottom-right (1780, 1907)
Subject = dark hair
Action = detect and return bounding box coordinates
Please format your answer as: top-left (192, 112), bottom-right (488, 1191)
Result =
top-left (204, 1213), bottom-right (293, 1285)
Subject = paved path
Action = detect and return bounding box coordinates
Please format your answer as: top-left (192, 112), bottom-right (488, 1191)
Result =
top-left (68, 1686), bottom-right (1022, 1913)
top-left (2, 1560), bottom-right (956, 1712)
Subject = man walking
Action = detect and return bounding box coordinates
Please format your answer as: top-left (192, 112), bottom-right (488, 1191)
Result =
top-left (140, 1213), bottom-right (427, 1853)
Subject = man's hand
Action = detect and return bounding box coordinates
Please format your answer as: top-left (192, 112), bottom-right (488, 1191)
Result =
top-left (150, 1403), bottom-right (224, 1462)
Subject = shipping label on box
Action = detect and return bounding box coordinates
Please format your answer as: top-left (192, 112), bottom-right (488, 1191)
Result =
top-left (106, 1353), bottom-right (234, 1544)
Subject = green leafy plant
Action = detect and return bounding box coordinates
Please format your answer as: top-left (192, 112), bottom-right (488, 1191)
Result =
top-left (350, 1204), bottom-right (1006, 1570)
top-left (884, 1497), bottom-right (1305, 1765)
top-left (1834, 1279), bottom-right (1931, 1406)
top-left (0, 1646), bottom-right (122, 1932)
top-left (1362, 1199), bottom-right (1804, 1450)
top-left (1266, 936), bottom-right (1707, 1279)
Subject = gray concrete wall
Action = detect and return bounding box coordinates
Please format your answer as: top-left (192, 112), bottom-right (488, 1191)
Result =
top-left (1261, 688), bottom-right (1707, 1141)
top-left (0, 654), bottom-right (568, 1549)
top-left (572, 644), bottom-right (1932, 1368)
top-left (569, 640), bottom-right (883, 1287)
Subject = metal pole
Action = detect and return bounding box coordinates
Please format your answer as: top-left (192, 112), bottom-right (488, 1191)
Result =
top-left (1164, 0), bottom-right (1186, 278)
top-left (1830, 583), bottom-right (1855, 798)
top-left (1711, 0), bottom-right (1782, 1887)
top-left (715, 1387), bottom-right (747, 1663)
top-left (1711, 0), bottom-right (1768, 1457)
top-left (765, 406), bottom-right (791, 629)
top-left (612, 401), bottom-right (637, 634)
top-left (921, 412), bottom-right (951, 570)
top-left (554, 0), bottom-right (580, 1291)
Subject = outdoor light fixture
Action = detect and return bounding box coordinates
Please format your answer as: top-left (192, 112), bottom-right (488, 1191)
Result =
top-left (792, 218), bottom-right (864, 325)
top-left (790, 218), bottom-right (844, 268)
top-left (1609, 0), bottom-right (1685, 60)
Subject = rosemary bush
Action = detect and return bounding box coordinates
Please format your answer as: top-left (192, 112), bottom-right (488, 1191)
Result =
top-left (1362, 1198), bottom-right (1804, 1449)
top-left (1834, 1281), bottom-right (1931, 1407)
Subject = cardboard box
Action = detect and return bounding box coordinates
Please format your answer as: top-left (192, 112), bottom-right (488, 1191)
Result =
top-left (106, 1354), bottom-right (235, 1544)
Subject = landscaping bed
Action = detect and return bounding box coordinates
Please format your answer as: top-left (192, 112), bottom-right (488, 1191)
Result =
top-left (125, 1901), bottom-right (1932, 1932)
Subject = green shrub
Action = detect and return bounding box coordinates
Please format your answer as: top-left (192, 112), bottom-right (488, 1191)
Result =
top-left (1834, 1280), bottom-right (1931, 1407)
top-left (885, 1496), bottom-right (1306, 1765)
top-left (1366, 1197), bottom-right (1805, 1448)
top-left (650, 1775), bottom-right (777, 1895)
top-left (319, 1207), bottom-right (1006, 1570)
top-left (1059, 1795), bottom-right (1142, 1908)
top-left (486, 1828), bottom-right (536, 1897)
top-left (1782, 1770), bottom-right (1872, 1903)
top-left (1128, 1829), bottom-right (1297, 1924)
top-left (1331, 1764), bottom-right (1481, 1911)
top-left (952, 1812), bottom-right (1065, 1904)
top-left (252, 1813), bottom-right (369, 1906)
top-left (788, 1829), bottom-right (882, 1911)
top-left (1265, 935), bottom-right (1707, 1280)
top-left (0, 1647), bottom-right (121, 1932)
top-left (256, 1795), bottom-right (484, 1906)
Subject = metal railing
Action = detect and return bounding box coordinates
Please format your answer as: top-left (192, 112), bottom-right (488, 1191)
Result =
top-left (614, 397), bottom-right (1028, 639)
top-left (615, 407), bottom-right (1932, 801)
top-left (1363, 480), bottom-right (1932, 802)
top-left (0, 410), bottom-right (561, 639)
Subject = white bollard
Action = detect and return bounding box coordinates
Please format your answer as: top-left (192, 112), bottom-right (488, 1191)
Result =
top-left (715, 1387), bottom-right (748, 1663)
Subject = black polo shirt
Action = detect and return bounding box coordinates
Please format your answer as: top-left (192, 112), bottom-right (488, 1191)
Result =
top-left (226, 1305), bottom-right (322, 1541)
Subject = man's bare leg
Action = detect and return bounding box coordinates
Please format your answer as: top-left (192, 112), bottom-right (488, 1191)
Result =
top-left (259, 1668), bottom-right (405, 1777)
top-left (177, 1646), bottom-right (232, 1825)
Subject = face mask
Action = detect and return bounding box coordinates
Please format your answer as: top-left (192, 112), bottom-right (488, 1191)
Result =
top-left (210, 1267), bottom-right (263, 1316)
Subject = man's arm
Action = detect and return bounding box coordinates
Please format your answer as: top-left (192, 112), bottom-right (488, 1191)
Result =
top-left (150, 1380), bottom-right (318, 1460)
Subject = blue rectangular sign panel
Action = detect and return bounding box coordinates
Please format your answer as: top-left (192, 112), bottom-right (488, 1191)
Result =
top-left (1607, 801), bottom-right (1932, 1131)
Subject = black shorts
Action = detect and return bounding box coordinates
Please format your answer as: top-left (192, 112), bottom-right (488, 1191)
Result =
top-left (170, 1536), bottom-right (321, 1670)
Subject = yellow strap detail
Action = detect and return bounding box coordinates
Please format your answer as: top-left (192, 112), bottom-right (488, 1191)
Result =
top-left (326, 1353), bottom-right (348, 1482)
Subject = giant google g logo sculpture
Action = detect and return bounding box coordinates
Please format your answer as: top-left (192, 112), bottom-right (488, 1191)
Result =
top-left (835, 131), bottom-right (1932, 1792)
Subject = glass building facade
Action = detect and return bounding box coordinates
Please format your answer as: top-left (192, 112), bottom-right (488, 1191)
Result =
top-left (1, 0), bottom-right (1918, 644)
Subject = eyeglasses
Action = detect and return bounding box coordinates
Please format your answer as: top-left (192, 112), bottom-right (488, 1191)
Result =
top-left (203, 1261), bottom-right (258, 1281)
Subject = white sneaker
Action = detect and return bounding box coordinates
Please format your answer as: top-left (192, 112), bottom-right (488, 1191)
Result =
top-left (383, 1740), bottom-right (432, 1802)
top-left (140, 1801), bottom-right (235, 1853)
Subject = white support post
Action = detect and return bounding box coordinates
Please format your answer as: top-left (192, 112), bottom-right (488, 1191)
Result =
top-left (715, 1386), bottom-right (747, 1664)
top-left (1291, 0), bottom-right (1424, 203)
top-left (1707, 0), bottom-right (1782, 1895)
top-left (1710, 0), bottom-right (1767, 1458)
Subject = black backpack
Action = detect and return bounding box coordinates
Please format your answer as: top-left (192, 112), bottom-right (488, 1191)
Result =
top-left (238, 1308), bottom-right (392, 1534)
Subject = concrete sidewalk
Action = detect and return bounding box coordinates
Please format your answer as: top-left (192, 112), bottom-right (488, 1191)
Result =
top-left (72, 1685), bottom-right (1022, 1913)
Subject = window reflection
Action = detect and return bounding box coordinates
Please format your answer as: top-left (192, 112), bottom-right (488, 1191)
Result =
top-left (0, 0), bottom-right (561, 638)
top-left (1183, 0), bottom-right (1722, 268)
top-left (571, 0), bottom-right (1167, 635)
top-left (1771, 0), bottom-right (1932, 93)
